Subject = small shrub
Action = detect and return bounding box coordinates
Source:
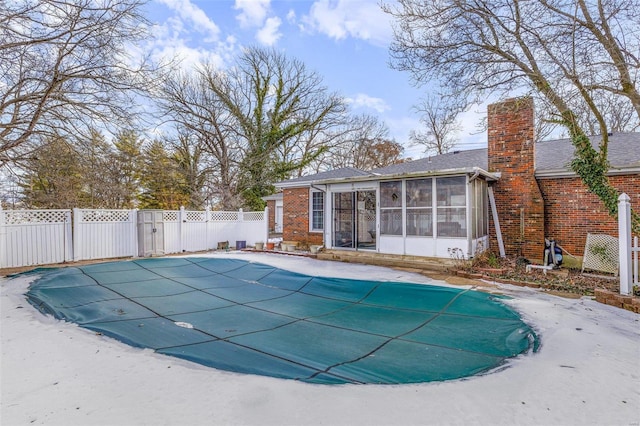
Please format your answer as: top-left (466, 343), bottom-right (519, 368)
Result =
top-left (448, 247), bottom-right (470, 271)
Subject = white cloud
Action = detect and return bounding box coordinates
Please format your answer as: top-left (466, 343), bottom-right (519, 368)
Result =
top-left (156, 0), bottom-right (220, 43)
top-left (303, 0), bottom-right (392, 45)
top-left (347, 93), bottom-right (390, 113)
top-left (383, 115), bottom-right (420, 154)
top-left (150, 35), bottom-right (227, 70)
top-left (286, 9), bottom-right (296, 24)
top-left (235, 0), bottom-right (271, 28)
top-left (256, 16), bottom-right (282, 46)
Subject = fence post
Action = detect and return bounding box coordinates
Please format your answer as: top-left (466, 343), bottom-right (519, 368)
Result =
top-left (64, 210), bottom-right (73, 262)
top-left (179, 206), bottom-right (185, 253)
top-left (618, 193), bottom-right (632, 295)
top-left (205, 205), bottom-right (211, 250)
top-left (239, 208), bottom-right (243, 223)
top-left (72, 208), bottom-right (81, 261)
top-left (263, 206), bottom-right (269, 243)
top-left (0, 204), bottom-right (5, 268)
top-left (130, 209), bottom-right (138, 257)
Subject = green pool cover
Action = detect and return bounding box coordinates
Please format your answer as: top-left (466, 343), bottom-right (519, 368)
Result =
top-left (26, 257), bottom-right (538, 384)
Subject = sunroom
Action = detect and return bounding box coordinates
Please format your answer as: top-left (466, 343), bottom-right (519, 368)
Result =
top-left (316, 167), bottom-right (498, 260)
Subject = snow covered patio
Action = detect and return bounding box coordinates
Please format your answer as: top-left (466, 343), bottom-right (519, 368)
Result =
top-left (2, 252), bottom-right (639, 425)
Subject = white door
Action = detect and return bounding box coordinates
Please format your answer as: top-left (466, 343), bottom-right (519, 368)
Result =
top-left (275, 201), bottom-right (283, 233)
top-left (138, 210), bottom-right (165, 256)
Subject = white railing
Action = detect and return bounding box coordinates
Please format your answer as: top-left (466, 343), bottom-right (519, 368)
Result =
top-left (0, 206), bottom-right (269, 268)
top-left (0, 206), bottom-right (72, 268)
top-left (618, 193), bottom-right (639, 295)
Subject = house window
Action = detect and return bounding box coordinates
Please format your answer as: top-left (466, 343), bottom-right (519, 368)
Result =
top-left (380, 180), bottom-right (402, 235)
top-left (406, 178), bottom-right (433, 236)
top-left (311, 191), bottom-right (324, 231)
top-left (471, 179), bottom-right (488, 239)
top-left (436, 176), bottom-right (466, 237)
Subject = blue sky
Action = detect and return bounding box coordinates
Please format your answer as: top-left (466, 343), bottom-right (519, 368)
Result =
top-left (144, 0), bottom-right (488, 158)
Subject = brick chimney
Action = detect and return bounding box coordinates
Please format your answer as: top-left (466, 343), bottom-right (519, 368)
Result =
top-left (487, 97), bottom-right (545, 261)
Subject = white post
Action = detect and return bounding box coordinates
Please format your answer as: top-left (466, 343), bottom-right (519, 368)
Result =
top-left (179, 206), bottom-right (185, 253)
top-left (72, 208), bottom-right (81, 261)
top-left (488, 187), bottom-right (506, 258)
top-left (0, 203), bottom-right (5, 268)
top-left (64, 210), bottom-right (73, 262)
top-left (205, 205), bottom-right (211, 250)
top-left (264, 206), bottom-right (269, 243)
top-left (618, 193), bottom-right (632, 295)
top-left (130, 209), bottom-right (138, 257)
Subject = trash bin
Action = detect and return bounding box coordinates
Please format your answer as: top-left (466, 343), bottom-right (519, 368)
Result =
top-left (236, 240), bottom-right (246, 250)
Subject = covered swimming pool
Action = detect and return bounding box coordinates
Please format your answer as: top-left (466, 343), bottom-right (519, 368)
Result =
top-left (25, 257), bottom-right (538, 384)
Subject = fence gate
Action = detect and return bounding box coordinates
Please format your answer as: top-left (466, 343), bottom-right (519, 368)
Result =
top-left (137, 210), bottom-right (165, 257)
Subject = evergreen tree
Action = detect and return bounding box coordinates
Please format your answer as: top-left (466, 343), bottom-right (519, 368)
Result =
top-left (19, 136), bottom-right (84, 208)
top-left (138, 141), bottom-right (189, 209)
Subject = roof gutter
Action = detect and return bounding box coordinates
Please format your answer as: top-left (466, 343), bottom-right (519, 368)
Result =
top-left (281, 167), bottom-right (500, 188)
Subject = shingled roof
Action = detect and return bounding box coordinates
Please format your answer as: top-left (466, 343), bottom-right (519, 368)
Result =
top-left (535, 132), bottom-right (640, 176)
top-left (370, 148), bottom-right (488, 175)
top-left (275, 167), bottom-right (372, 187)
top-left (274, 132), bottom-right (639, 187)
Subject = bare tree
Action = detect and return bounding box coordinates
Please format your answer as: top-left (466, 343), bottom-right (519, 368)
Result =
top-left (157, 67), bottom-right (246, 210)
top-left (319, 114), bottom-right (403, 171)
top-left (410, 94), bottom-right (464, 155)
top-left (171, 133), bottom-right (210, 209)
top-left (158, 47), bottom-right (349, 210)
top-left (212, 48), bottom-right (348, 209)
top-left (0, 0), bottom-right (158, 167)
top-left (385, 0), bottom-right (640, 228)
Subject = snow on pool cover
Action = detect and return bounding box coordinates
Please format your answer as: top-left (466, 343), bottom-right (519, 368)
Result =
top-left (25, 257), bottom-right (539, 384)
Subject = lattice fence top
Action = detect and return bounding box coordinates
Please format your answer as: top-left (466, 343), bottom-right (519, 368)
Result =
top-left (243, 211), bottom-right (264, 221)
top-left (2, 209), bottom-right (70, 224)
top-left (582, 233), bottom-right (619, 275)
top-left (163, 211), bottom-right (178, 221)
top-left (185, 211), bottom-right (206, 222)
top-left (211, 211), bottom-right (239, 221)
top-left (80, 210), bottom-right (131, 222)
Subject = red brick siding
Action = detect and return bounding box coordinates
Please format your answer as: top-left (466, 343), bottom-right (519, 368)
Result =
top-left (266, 199), bottom-right (276, 232)
top-left (282, 187), bottom-right (323, 247)
top-left (487, 97), bottom-right (546, 260)
top-left (538, 175), bottom-right (640, 255)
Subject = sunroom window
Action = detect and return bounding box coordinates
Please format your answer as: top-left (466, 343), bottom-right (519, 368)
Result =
top-left (471, 179), bottom-right (488, 239)
top-left (436, 176), bottom-right (466, 237)
top-left (380, 181), bottom-right (402, 235)
top-left (406, 178), bottom-right (433, 236)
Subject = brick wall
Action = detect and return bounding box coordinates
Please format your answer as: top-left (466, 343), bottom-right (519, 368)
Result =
top-left (487, 97), bottom-right (546, 261)
top-left (538, 175), bottom-right (640, 256)
top-left (266, 199), bottom-right (276, 232)
top-left (282, 187), bottom-right (323, 247)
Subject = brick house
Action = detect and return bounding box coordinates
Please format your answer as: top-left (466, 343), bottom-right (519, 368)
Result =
top-left (271, 97), bottom-right (640, 264)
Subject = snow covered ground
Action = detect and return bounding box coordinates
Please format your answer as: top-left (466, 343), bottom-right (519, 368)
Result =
top-left (2, 252), bottom-right (639, 426)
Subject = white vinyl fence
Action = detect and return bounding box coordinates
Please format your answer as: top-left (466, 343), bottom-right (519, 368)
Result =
top-left (618, 193), bottom-right (639, 295)
top-left (163, 208), bottom-right (268, 254)
top-left (0, 206), bottom-right (268, 269)
top-left (0, 206), bottom-right (73, 268)
top-left (73, 209), bottom-right (138, 261)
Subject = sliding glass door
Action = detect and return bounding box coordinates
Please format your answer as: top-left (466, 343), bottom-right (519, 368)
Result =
top-left (332, 191), bottom-right (376, 250)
